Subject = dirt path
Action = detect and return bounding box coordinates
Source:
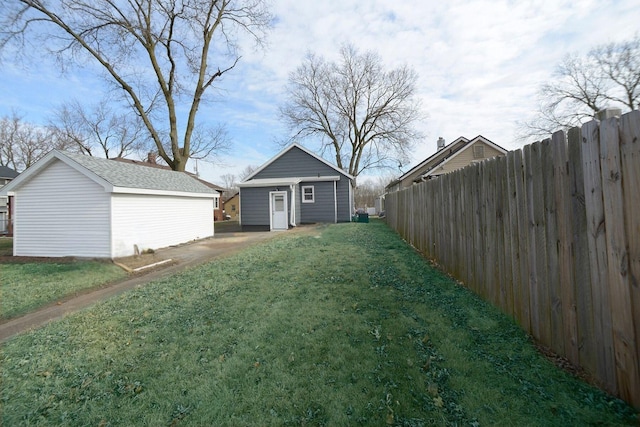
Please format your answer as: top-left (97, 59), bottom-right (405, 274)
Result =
top-left (0, 229), bottom-right (288, 343)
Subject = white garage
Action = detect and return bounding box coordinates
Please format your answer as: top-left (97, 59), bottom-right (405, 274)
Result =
top-left (0, 150), bottom-right (218, 258)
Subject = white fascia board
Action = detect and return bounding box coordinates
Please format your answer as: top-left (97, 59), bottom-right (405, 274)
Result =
top-left (298, 175), bottom-right (340, 182)
top-left (111, 187), bottom-right (219, 198)
top-left (238, 178), bottom-right (302, 188)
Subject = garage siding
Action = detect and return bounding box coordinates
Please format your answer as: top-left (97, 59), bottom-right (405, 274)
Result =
top-left (111, 193), bottom-right (214, 258)
top-left (14, 160), bottom-right (111, 257)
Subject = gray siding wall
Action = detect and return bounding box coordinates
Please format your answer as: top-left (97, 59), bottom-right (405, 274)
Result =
top-left (299, 181), bottom-right (335, 223)
top-left (253, 146), bottom-right (342, 179)
top-left (336, 177), bottom-right (352, 222)
top-left (240, 187), bottom-right (271, 226)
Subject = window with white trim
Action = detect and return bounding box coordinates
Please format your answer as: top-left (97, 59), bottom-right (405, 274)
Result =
top-left (302, 185), bottom-right (315, 203)
top-left (214, 197), bottom-right (220, 209)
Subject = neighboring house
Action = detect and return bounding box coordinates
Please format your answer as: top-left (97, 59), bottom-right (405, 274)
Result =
top-left (112, 154), bottom-right (227, 221)
top-left (225, 192), bottom-right (240, 221)
top-left (0, 165), bottom-right (19, 235)
top-left (0, 150), bottom-right (218, 258)
top-left (238, 143), bottom-right (354, 231)
top-left (386, 135), bottom-right (507, 193)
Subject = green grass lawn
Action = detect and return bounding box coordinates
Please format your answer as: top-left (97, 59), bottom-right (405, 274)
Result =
top-left (0, 237), bottom-right (12, 256)
top-left (1, 221), bottom-right (637, 426)
top-left (0, 252), bottom-right (127, 320)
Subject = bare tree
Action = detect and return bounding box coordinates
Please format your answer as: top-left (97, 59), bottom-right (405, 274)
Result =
top-left (219, 173), bottom-right (237, 189)
top-left (354, 174), bottom-right (395, 208)
top-left (280, 44), bottom-right (424, 179)
top-left (239, 164), bottom-right (257, 181)
top-left (520, 35), bottom-right (640, 141)
top-left (0, 113), bottom-right (71, 171)
top-left (1, 0), bottom-right (272, 171)
top-left (50, 99), bottom-right (150, 159)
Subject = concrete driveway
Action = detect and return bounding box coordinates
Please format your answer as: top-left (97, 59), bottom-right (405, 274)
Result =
top-left (0, 226), bottom-right (297, 343)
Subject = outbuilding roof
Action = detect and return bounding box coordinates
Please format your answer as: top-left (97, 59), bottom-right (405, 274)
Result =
top-left (0, 165), bottom-right (19, 180)
top-left (0, 150), bottom-right (217, 198)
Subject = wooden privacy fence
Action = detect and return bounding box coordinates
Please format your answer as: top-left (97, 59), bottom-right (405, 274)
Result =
top-left (384, 110), bottom-right (640, 407)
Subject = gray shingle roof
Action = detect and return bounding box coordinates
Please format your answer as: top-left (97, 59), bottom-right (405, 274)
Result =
top-left (60, 151), bottom-right (215, 194)
top-left (0, 165), bottom-right (19, 179)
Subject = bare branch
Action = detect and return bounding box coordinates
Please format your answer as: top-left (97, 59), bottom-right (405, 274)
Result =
top-left (1, 0), bottom-right (272, 170)
top-left (519, 35), bottom-right (640, 142)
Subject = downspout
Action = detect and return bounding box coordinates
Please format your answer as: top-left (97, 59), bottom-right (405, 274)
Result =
top-left (290, 184), bottom-right (297, 227)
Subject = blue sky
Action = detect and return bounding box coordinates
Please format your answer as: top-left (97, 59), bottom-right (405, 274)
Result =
top-left (1, 0), bottom-right (639, 186)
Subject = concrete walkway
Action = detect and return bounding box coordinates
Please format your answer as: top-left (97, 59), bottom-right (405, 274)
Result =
top-left (0, 229), bottom-right (281, 343)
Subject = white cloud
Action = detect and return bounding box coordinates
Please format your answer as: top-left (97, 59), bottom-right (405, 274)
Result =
top-left (1, 0), bottom-right (639, 186)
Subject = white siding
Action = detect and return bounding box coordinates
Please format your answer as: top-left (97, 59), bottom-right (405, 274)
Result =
top-left (14, 160), bottom-right (111, 257)
top-left (110, 193), bottom-right (214, 257)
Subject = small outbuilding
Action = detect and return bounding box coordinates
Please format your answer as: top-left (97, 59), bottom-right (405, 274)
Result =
top-left (1, 165), bottom-right (19, 235)
top-left (0, 150), bottom-right (218, 258)
top-left (238, 144), bottom-right (354, 231)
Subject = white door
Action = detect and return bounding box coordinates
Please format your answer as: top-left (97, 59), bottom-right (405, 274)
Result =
top-left (270, 191), bottom-right (288, 230)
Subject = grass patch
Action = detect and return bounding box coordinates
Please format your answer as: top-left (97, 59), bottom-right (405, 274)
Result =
top-left (0, 261), bottom-right (127, 320)
top-left (1, 221), bottom-right (637, 426)
top-left (0, 237), bottom-right (12, 256)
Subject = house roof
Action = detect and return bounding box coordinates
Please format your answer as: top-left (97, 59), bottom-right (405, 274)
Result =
top-left (417, 135), bottom-right (507, 181)
top-left (0, 165), bottom-right (19, 180)
top-left (387, 135), bottom-right (507, 188)
top-left (243, 143), bottom-right (355, 183)
top-left (1, 150), bottom-right (218, 198)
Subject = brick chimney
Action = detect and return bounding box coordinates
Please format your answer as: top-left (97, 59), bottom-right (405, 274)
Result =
top-left (147, 152), bottom-right (157, 164)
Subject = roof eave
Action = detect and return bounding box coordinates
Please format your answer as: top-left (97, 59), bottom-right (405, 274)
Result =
top-left (111, 187), bottom-right (218, 198)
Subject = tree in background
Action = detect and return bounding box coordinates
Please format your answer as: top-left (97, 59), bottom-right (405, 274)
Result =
top-left (50, 99), bottom-right (150, 159)
top-left (520, 35), bottom-right (640, 141)
top-left (280, 44), bottom-right (423, 179)
top-left (239, 165), bottom-right (257, 181)
top-left (1, 0), bottom-right (272, 171)
top-left (354, 174), bottom-right (395, 209)
top-left (0, 113), bottom-right (71, 171)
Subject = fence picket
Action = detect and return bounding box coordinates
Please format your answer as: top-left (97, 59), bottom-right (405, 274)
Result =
top-left (514, 150), bottom-right (531, 333)
top-left (506, 151), bottom-right (521, 323)
top-left (544, 136), bottom-right (563, 355)
top-left (553, 130), bottom-right (579, 365)
top-left (599, 116), bottom-right (639, 406)
top-left (619, 111), bottom-right (640, 408)
top-left (582, 119), bottom-right (617, 394)
top-left (568, 126), bottom-right (596, 376)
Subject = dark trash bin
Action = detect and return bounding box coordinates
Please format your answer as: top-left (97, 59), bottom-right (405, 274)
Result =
top-left (357, 212), bottom-right (369, 223)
